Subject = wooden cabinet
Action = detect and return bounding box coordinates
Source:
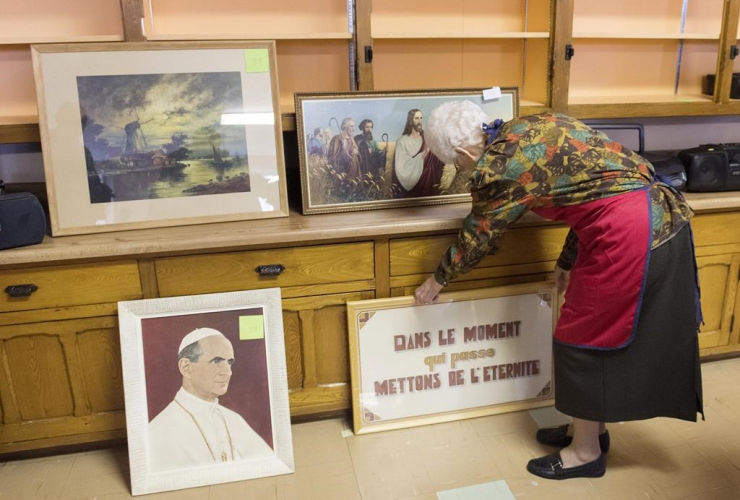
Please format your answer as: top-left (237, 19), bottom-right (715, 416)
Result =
top-left (370, 0), bottom-right (551, 107)
top-left (696, 253), bottom-right (740, 350)
top-left (388, 224), bottom-right (568, 296)
top-left (155, 242), bottom-right (377, 418)
top-left (0, 260), bottom-right (141, 454)
top-left (155, 242), bottom-right (375, 296)
top-left (0, 203), bottom-right (738, 454)
top-left (282, 291), bottom-right (374, 416)
top-left (568, 0), bottom-right (725, 107)
top-left (0, 261), bottom-right (142, 313)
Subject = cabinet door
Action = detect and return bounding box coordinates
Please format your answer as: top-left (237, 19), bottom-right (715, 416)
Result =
top-left (282, 291), bottom-right (374, 416)
top-left (0, 316), bottom-right (125, 453)
top-left (696, 254), bottom-right (740, 350)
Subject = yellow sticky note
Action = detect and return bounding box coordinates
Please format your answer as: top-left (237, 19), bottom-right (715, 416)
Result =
top-left (239, 315), bottom-right (265, 340)
top-left (245, 49), bottom-right (269, 73)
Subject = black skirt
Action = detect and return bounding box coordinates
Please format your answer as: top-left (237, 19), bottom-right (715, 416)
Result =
top-left (553, 224), bottom-right (704, 422)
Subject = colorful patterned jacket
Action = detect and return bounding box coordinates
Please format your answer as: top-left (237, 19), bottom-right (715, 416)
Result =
top-left (435, 113), bottom-right (693, 286)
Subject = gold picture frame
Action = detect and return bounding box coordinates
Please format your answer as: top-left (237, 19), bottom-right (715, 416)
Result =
top-left (32, 41), bottom-right (288, 236)
top-left (295, 87), bottom-right (519, 215)
top-left (347, 282), bottom-right (556, 435)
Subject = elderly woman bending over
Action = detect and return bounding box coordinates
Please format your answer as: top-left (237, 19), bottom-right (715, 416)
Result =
top-left (415, 102), bottom-right (703, 480)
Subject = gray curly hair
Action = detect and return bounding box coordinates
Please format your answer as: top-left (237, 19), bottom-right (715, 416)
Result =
top-left (425, 100), bottom-right (491, 165)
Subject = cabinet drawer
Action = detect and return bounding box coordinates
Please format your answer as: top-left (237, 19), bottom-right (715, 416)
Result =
top-left (390, 225), bottom-right (568, 277)
top-left (156, 242), bottom-right (375, 297)
top-left (0, 261), bottom-right (142, 313)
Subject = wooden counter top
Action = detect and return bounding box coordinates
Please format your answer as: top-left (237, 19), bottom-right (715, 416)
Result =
top-left (1, 191), bottom-right (739, 268)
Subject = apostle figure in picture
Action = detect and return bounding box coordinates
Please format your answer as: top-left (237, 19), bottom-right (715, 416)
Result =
top-left (307, 127), bottom-right (325, 157)
top-left (148, 328), bottom-right (273, 472)
top-left (354, 118), bottom-right (387, 179)
top-left (327, 117), bottom-right (361, 179)
top-left (392, 109), bottom-right (445, 198)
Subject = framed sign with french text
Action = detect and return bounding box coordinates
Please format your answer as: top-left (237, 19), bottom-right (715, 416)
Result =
top-left (347, 283), bottom-right (557, 434)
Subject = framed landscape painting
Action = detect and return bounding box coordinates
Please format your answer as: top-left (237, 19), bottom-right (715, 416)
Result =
top-left (32, 41), bottom-right (288, 236)
top-left (295, 87), bottom-right (519, 215)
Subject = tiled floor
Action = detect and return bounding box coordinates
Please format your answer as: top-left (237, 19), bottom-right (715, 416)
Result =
top-left (2, 357), bottom-right (740, 500)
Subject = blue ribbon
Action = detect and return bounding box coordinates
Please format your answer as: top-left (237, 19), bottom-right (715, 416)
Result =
top-left (482, 119), bottom-right (505, 145)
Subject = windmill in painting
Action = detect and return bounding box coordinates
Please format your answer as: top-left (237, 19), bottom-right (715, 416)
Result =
top-left (77, 72), bottom-right (251, 204)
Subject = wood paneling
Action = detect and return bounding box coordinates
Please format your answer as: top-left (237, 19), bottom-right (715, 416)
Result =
top-left (146, 0), bottom-right (348, 38)
top-left (5, 335), bottom-right (74, 420)
top-left (356, 0), bottom-right (374, 91)
top-left (276, 40), bottom-right (351, 114)
top-left (120, 0), bottom-right (146, 41)
top-left (0, 341), bottom-right (21, 424)
top-left (0, 0), bottom-right (124, 42)
top-left (697, 254), bottom-right (739, 349)
top-left (390, 225), bottom-right (569, 276)
top-left (77, 327), bottom-right (124, 413)
top-left (395, 272), bottom-right (552, 297)
top-left (0, 303), bottom-right (117, 328)
top-left (691, 212), bottom-right (740, 246)
top-left (283, 291), bottom-right (374, 389)
top-left (289, 385), bottom-right (349, 416)
top-left (0, 45), bottom-right (37, 124)
top-left (282, 311), bottom-right (304, 390)
top-left (0, 428), bottom-right (127, 455)
top-left (549, 0), bottom-right (573, 111)
top-left (573, 0), bottom-right (723, 35)
top-left (0, 412), bottom-right (125, 446)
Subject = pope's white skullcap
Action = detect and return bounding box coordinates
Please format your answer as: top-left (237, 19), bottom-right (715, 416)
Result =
top-left (178, 327), bottom-right (226, 354)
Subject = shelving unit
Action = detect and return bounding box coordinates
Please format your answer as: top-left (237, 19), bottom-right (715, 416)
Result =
top-left (568, 0), bottom-right (726, 112)
top-left (0, 0), bottom-right (127, 144)
top-left (2, 0), bottom-right (740, 144)
top-left (370, 0), bottom-right (551, 107)
top-left (142, 0), bottom-right (353, 114)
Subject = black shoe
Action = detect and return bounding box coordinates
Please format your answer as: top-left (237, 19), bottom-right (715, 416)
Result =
top-left (535, 425), bottom-right (611, 453)
top-left (526, 451), bottom-right (606, 480)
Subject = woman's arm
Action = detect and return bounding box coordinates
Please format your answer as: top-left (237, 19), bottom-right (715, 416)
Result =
top-left (434, 172), bottom-right (533, 287)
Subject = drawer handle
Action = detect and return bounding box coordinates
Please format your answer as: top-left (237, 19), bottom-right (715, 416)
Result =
top-left (4, 284), bottom-right (39, 298)
top-left (255, 264), bottom-right (285, 276)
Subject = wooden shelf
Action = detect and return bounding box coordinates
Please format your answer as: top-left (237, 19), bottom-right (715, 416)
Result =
top-left (372, 32), bottom-right (550, 39)
top-left (569, 94), bottom-right (714, 105)
top-left (0, 35), bottom-right (124, 45)
top-left (0, 123), bottom-right (39, 144)
top-left (568, 100), bottom-right (740, 119)
top-left (1, 193), bottom-right (736, 268)
top-left (521, 102), bottom-right (549, 115)
top-left (147, 32), bottom-right (352, 41)
top-left (572, 32), bottom-right (719, 40)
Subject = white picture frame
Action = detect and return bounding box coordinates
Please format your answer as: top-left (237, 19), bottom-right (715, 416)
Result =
top-left (118, 288), bottom-right (293, 495)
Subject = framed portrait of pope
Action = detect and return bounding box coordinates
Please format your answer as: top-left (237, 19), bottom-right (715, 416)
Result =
top-left (118, 288), bottom-right (293, 495)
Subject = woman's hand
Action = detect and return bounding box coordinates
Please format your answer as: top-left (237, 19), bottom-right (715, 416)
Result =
top-left (453, 146), bottom-right (479, 170)
top-left (415, 275), bottom-right (444, 305)
top-left (554, 265), bottom-right (570, 294)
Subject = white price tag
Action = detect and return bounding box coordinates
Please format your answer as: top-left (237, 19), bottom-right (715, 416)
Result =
top-left (482, 86), bottom-right (502, 101)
